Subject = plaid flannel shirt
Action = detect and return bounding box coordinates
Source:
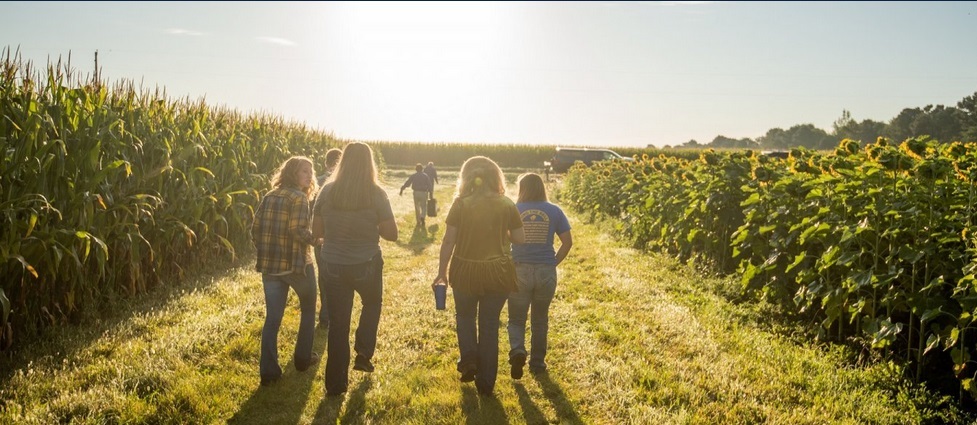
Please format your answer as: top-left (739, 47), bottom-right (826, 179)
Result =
top-left (251, 186), bottom-right (315, 275)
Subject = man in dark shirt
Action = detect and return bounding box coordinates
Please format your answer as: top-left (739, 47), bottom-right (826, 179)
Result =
top-left (400, 163), bottom-right (433, 228)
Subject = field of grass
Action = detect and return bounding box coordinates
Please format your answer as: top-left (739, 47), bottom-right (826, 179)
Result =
top-left (0, 174), bottom-right (966, 424)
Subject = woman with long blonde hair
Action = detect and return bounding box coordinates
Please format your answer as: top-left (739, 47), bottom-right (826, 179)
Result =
top-left (433, 156), bottom-right (525, 396)
top-left (312, 142), bottom-right (397, 397)
top-left (251, 156), bottom-right (322, 386)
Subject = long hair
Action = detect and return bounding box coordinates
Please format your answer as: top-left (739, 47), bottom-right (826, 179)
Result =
top-left (517, 173), bottom-right (547, 203)
top-left (327, 142), bottom-right (380, 210)
top-left (270, 156), bottom-right (316, 199)
top-left (455, 156), bottom-right (505, 200)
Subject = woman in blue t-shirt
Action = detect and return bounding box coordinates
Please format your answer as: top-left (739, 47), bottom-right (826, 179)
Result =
top-left (507, 173), bottom-right (573, 379)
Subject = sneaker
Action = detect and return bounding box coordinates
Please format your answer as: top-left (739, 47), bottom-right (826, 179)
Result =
top-left (353, 354), bottom-right (375, 372)
top-left (509, 353), bottom-right (526, 380)
top-left (529, 366), bottom-right (547, 375)
top-left (296, 352), bottom-right (320, 372)
top-left (459, 363), bottom-right (477, 383)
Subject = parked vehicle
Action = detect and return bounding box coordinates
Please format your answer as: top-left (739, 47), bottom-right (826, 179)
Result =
top-left (544, 147), bottom-right (632, 173)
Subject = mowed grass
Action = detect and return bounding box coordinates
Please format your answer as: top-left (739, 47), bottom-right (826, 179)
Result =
top-left (0, 174), bottom-right (966, 424)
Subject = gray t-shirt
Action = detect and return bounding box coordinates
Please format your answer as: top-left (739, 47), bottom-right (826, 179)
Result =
top-left (313, 184), bottom-right (394, 264)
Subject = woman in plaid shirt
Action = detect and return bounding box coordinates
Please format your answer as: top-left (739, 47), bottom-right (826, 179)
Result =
top-left (251, 156), bottom-right (323, 386)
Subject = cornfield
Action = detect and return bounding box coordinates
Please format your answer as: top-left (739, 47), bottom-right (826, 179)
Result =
top-left (0, 49), bottom-right (342, 349)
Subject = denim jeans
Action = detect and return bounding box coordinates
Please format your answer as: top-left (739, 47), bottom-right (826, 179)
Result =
top-left (315, 249), bottom-right (328, 326)
top-left (322, 255), bottom-right (384, 394)
top-left (260, 264), bottom-right (317, 381)
top-left (507, 263), bottom-right (557, 371)
top-left (454, 288), bottom-right (508, 393)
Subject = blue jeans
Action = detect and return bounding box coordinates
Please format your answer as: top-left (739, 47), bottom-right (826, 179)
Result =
top-left (322, 255), bottom-right (384, 394)
top-left (260, 264), bottom-right (317, 381)
top-left (507, 263), bottom-right (557, 371)
top-left (454, 288), bottom-right (508, 393)
top-left (315, 249), bottom-right (328, 326)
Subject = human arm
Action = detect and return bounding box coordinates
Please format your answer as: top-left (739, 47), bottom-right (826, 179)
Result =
top-left (377, 189), bottom-right (398, 242)
top-left (400, 175), bottom-right (413, 195)
top-left (506, 200), bottom-right (525, 244)
top-left (289, 195), bottom-right (318, 245)
top-left (508, 227), bottom-right (526, 244)
top-left (554, 230), bottom-right (573, 266)
top-left (378, 218), bottom-right (398, 242)
top-left (433, 225), bottom-right (458, 286)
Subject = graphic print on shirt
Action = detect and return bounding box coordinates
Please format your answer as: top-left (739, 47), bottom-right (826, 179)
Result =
top-left (521, 209), bottom-right (550, 244)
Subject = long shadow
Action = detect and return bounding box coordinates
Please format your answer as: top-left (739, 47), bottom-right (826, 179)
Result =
top-left (0, 252), bottom-right (254, 383)
top-left (228, 334), bottom-right (328, 424)
top-left (459, 386), bottom-right (509, 425)
top-left (513, 382), bottom-right (548, 424)
top-left (533, 372), bottom-right (584, 425)
top-left (309, 374), bottom-right (372, 424)
top-left (338, 375), bottom-right (373, 424)
top-left (396, 222), bottom-right (436, 254)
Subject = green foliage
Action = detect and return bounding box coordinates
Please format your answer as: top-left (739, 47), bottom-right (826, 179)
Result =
top-left (0, 49), bottom-right (341, 348)
top-left (0, 184), bottom-right (963, 423)
top-left (560, 137), bottom-right (977, 403)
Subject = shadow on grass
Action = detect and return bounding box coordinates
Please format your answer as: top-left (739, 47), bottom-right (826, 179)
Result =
top-left (397, 223), bottom-right (437, 255)
top-left (0, 251), bottom-right (253, 384)
top-left (513, 382), bottom-right (547, 424)
top-left (309, 375), bottom-right (373, 424)
top-left (227, 334), bottom-right (328, 425)
top-left (533, 372), bottom-right (584, 425)
top-left (460, 385), bottom-right (508, 425)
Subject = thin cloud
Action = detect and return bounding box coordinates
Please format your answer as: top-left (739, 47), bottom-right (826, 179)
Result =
top-left (166, 28), bottom-right (205, 36)
top-left (256, 36), bottom-right (296, 46)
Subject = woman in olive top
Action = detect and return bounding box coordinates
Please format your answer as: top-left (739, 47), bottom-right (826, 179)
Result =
top-left (312, 142), bottom-right (398, 397)
top-left (433, 156), bottom-right (525, 396)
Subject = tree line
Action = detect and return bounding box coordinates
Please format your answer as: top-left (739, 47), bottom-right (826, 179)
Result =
top-left (669, 91), bottom-right (977, 150)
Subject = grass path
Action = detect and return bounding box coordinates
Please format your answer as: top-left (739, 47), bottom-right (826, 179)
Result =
top-left (0, 176), bottom-right (964, 424)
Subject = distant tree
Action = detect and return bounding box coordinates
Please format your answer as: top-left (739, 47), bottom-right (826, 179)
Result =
top-left (709, 135), bottom-right (759, 149)
top-left (884, 105), bottom-right (964, 143)
top-left (832, 109), bottom-right (886, 144)
top-left (912, 104), bottom-right (964, 142)
top-left (681, 139), bottom-right (701, 148)
top-left (884, 107), bottom-right (924, 142)
top-left (757, 128), bottom-right (788, 150)
top-left (956, 91), bottom-right (977, 141)
top-left (787, 124), bottom-right (837, 150)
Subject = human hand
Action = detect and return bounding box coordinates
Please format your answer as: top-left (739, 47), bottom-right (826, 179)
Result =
top-left (432, 274), bottom-right (447, 289)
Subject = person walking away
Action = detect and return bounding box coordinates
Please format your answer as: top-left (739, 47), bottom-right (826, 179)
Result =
top-left (312, 142), bottom-right (398, 397)
top-left (400, 163), bottom-right (433, 228)
top-left (506, 173), bottom-right (573, 379)
top-left (317, 148), bottom-right (343, 187)
top-left (432, 156), bottom-right (525, 396)
top-left (424, 161), bottom-right (439, 186)
top-left (314, 147), bottom-right (343, 329)
top-left (251, 156), bottom-right (322, 386)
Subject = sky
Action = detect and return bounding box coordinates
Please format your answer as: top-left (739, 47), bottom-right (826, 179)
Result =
top-left (2, 1), bottom-right (976, 148)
